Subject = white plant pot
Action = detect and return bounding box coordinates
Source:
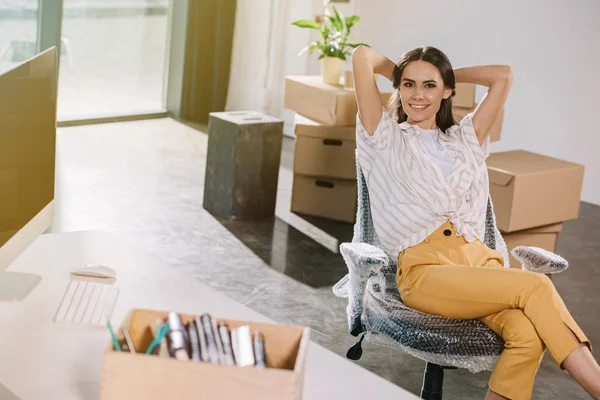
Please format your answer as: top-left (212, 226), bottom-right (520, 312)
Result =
top-left (321, 57), bottom-right (344, 85)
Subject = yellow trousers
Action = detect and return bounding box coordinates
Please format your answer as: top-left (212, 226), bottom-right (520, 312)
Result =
top-left (397, 221), bottom-right (592, 400)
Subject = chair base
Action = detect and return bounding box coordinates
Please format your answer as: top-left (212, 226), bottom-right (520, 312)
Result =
top-left (421, 362), bottom-right (445, 400)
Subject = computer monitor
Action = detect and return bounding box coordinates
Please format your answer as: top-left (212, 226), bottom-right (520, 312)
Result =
top-left (0, 47), bottom-right (57, 301)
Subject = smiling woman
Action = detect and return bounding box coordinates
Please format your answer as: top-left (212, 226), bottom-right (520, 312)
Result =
top-left (350, 45), bottom-right (600, 400)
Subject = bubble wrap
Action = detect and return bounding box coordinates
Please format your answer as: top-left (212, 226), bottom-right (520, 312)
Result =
top-left (512, 246), bottom-right (568, 274)
top-left (333, 154), bottom-right (569, 373)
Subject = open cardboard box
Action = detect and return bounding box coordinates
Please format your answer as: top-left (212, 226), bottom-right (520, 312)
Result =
top-left (293, 114), bottom-right (356, 180)
top-left (101, 309), bottom-right (310, 400)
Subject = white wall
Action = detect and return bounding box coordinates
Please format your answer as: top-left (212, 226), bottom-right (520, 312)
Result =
top-left (349, 0), bottom-right (600, 205)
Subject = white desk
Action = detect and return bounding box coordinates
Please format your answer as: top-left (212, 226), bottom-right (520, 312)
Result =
top-left (0, 230), bottom-right (418, 399)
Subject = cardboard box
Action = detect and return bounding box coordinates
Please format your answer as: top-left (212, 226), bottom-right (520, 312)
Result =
top-left (291, 174), bottom-right (356, 223)
top-left (452, 104), bottom-right (504, 142)
top-left (487, 150), bottom-right (584, 232)
top-left (101, 309), bottom-right (310, 400)
top-left (284, 75), bottom-right (391, 126)
top-left (502, 223), bottom-right (562, 268)
top-left (294, 114), bottom-right (356, 180)
top-left (453, 82), bottom-right (476, 108)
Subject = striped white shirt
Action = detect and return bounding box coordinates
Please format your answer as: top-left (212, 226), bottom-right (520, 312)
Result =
top-left (356, 108), bottom-right (491, 259)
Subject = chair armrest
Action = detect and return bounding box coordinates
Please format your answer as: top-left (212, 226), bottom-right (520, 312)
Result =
top-left (512, 246), bottom-right (568, 274)
top-left (333, 242), bottom-right (390, 335)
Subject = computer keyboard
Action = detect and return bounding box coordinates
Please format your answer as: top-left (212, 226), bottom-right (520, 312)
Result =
top-left (54, 279), bottom-right (119, 327)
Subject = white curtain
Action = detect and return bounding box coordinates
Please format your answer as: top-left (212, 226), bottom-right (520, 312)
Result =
top-left (226, 0), bottom-right (312, 120)
top-left (262, 0), bottom-right (289, 117)
top-left (225, 0), bottom-right (272, 113)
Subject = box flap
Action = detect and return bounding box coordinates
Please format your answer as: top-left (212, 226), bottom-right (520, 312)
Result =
top-left (285, 76), bottom-right (352, 125)
top-left (486, 150), bottom-right (584, 176)
top-left (294, 114), bottom-right (355, 141)
top-left (527, 223), bottom-right (563, 234)
top-left (502, 222), bottom-right (563, 235)
top-left (286, 75), bottom-right (348, 95)
top-left (487, 166), bottom-right (515, 186)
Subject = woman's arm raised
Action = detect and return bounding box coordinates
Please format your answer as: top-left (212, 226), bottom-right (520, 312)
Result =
top-left (352, 46), bottom-right (396, 136)
top-left (454, 65), bottom-right (513, 145)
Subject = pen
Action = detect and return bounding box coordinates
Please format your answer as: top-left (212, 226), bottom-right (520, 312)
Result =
top-left (211, 317), bottom-right (225, 364)
top-left (200, 314), bottom-right (220, 364)
top-left (146, 322), bottom-right (170, 355)
top-left (188, 322), bottom-right (201, 362)
top-left (232, 325), bottom-right (254, 367)
top-left (195, 317), bottom-right (210, 363)
top-left (107, 321), bottom-right (122, 352)
top-left (123, 327), bottom-right (136, 354)
top-left (167, 312), bottom-right (190, 360)
top-left (253, 331), bottom-right (267, 369)
top-left (218, 322), bottom-right (235, 366)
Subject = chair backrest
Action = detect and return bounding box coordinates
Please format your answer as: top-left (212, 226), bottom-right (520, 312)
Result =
top-left (353, 154), bottom-right (510, 266)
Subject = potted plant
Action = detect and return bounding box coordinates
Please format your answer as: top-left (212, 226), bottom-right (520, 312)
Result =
top-left (292, 4), bottom-right (368, 85)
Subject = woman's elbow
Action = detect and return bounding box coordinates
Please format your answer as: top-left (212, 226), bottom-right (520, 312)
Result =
top-left (492, 65), bottom-right (513, 89)
top-left (352, 45), bottom-right (369, 62)
top-left (503, 65), bottom-right (514, 83)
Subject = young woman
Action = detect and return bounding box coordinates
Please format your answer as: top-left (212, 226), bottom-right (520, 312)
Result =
top-left (352, 45), bottom-right (599, 400)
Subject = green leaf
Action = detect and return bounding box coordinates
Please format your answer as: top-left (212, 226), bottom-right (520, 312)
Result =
top-left (326, 15), bottom-right (343, 32)
top-left (345, 15), bottom-right (360, 29)
top-left (319, 24), bottom-right (330, 37)
top-left (291, 20), bottom-right (322, 30)
top-left (332, 6), bottom-right (345, 31)
top-left (347, 42), bottom-right (370, 48)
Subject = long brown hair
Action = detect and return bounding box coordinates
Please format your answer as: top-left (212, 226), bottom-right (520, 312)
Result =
top-left (388, 46), bottom-right (457, 132)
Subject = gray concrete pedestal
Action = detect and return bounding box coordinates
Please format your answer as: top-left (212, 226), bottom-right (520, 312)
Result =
top-left (203, 111), bottom-right (283, 219)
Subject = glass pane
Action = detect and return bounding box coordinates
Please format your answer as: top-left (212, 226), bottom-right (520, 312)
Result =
top-left (58, 0), bottom-right (170, 120)
top-left (0, 0), bottom-right (39, 75)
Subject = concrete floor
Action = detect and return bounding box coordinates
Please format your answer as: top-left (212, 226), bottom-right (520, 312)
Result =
top-left (50, 117), bottom-right (599, 399)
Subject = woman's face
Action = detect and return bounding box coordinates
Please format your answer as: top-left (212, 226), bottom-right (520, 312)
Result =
top-left (399, 60), bottom-right (453, 129)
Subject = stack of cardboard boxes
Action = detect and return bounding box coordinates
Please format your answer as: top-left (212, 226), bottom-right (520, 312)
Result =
top-left (283, 75), bottom-right (391, 223)
top-left (487, 150), bottom-right (584, 268)
top-left (451, 83), bottom-right (585, 269)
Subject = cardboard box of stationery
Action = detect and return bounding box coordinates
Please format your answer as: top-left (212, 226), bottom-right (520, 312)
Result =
top-left (101, 309), bottom-right (310, 400)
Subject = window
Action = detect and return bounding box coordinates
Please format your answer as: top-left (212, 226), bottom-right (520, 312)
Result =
top-left (57, 0), bottom-right (170, 120)
top-left (0, 0), bottom-right (39, 75)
